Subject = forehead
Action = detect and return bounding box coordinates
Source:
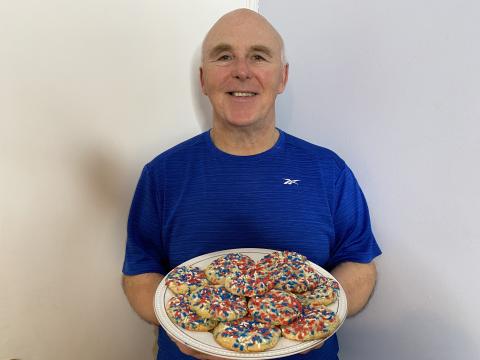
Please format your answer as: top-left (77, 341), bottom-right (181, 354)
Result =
top-left (203, 13), bottom-right (282, 56)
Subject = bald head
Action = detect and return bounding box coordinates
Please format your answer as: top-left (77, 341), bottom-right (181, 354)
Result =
top-left (201, 8), bottom-right (286, 65)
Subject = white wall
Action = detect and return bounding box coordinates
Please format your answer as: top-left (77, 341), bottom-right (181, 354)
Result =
top-left (260, 0), bottom-right (480, 359)
top-left (0, 1), bottom-right (256, 359)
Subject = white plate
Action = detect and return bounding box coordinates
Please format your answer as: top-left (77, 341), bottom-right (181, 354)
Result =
top-left (154, 248), bottom-right (347, 359)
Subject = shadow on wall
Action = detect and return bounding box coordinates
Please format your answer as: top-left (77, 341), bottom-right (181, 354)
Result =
top-left (191, 46), bottom-right (212, 131)
top-left (80, 146), bottom-right (132, 214)
top-left (153, 327), bottom-right (159, 358)
top-left (79, 145), bottom-right (160, 358)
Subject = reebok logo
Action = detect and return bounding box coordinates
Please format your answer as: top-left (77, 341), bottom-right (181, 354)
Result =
top-left (283, 178), bottom-right (300, 185)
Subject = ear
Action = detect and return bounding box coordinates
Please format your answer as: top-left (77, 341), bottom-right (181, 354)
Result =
top-left (277, 63), bottom-right (289, 94)
top-left (199, 67), bottom-right (207, 95)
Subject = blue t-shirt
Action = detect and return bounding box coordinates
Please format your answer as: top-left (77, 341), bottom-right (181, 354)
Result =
top-left (123, 129), bottom-right (382, 360)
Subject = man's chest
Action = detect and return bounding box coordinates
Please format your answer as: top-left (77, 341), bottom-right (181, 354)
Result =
top-left (161, 160), bottom-right (335, 267)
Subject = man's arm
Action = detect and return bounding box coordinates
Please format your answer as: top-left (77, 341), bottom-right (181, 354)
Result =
top-left (122, 273), bottom-right (163, 325)
top-left (330, 261), bottom-right (377, 317)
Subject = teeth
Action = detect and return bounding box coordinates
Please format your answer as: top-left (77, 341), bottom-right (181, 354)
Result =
top-left (231, 92), bottom-right (256, 97)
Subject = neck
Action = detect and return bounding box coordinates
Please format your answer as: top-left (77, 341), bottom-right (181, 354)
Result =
top-left (210, 124), bottom-right (279, 156)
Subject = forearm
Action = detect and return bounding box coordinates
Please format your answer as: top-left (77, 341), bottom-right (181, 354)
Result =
top-left (330, 261), bottom-right (377, 317)
top-left (122, 273), bottom-right (164, 325)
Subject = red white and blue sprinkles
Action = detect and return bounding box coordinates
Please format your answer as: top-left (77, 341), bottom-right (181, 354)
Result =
top-left (274, 262), bottom-right (321, 293)
top-left (247, 289), bottom-right (302, 326)
top-left (165, 265), bottom-right (208, 294)
top-left (205, 253), bottom-right (255, 285)
top-left (164, 250), bottom-right (342, 353)
top-left (281, 305), bottom-right (339, 341)
top-left (166, 294), bottom-right (217, 331)
top-left (189, 285), bottom-right (248, 321)
top-left (296, 276), bottom-right (340, 306)
top-left (212, 316), bottom-right (281, 352)
top-left (225, 267), bottom-right (276, 297)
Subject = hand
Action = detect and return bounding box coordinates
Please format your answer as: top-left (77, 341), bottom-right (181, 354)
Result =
top-left (168, 334), bottom-right (229, 360)
top-left (300, 341), bottom-right (324, 355)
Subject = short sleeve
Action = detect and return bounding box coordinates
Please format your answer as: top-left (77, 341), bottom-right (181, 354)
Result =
top-left (326, 164), bottom-right (382, 269)
top-left (122, 164), bottom-right (166, 275)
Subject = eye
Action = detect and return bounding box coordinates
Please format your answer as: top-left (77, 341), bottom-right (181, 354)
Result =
top-left (217, 54), bottom-right (233, 61)
top-left (252, 54), bottom-right (266, 61)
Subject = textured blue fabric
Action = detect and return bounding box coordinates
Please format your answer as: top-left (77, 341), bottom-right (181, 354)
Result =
top-left (122, 129), bottom-right (381, 359)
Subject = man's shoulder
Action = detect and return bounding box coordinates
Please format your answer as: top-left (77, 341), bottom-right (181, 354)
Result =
top-left (283, 131), bottom-right (345, 170)
top-left (147, 131), bottom-right (208, 169)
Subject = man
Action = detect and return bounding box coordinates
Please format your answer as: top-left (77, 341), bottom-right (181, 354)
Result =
top-left (122, 8), bottom-right (381, 360)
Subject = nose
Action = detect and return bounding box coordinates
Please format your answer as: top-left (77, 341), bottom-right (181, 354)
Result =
top-left (232, 58), bottom-right (252, 80)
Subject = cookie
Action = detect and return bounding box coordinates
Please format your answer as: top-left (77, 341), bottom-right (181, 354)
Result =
top-left (248, 289), bottom-right (302, 326)
top-left (224, 267), bottom-right (276, 297)
top-left (256, 250), bottom-right (307, 273)
top-left (321, 276), bottom-right (340, 293)
top-left (295, 285), bottom-right (337, 307)
top-left (205, 253), bottom-right (255, 285)
top-left (296, 277), bottom-right (340, 306)
top-left (281, 305), bottom-right (339, 341)
top-left (166, 294), bottom-right (217, 331)
top-left (165, 265), bottom-right (209, 294)
top-left (189, 285), bottom-right (248, 321)
top-left (212, 316), bottom-right (281, 352)
top-left (275, 262), bottom-right (321, 293)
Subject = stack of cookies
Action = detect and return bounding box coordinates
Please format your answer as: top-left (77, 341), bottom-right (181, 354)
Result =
top-left (165, 251), bottom-right (340, 353)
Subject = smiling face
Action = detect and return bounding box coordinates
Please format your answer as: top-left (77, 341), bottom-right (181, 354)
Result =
top-left (200, 10), bottom-right (288, 130)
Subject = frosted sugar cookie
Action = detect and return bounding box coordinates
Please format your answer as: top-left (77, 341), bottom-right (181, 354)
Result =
top-left (320, 275), bottom-right (340, 293)
top-left (248, 289), bottom-right (302, 326)
top-left (212, 316), bottom-right (281, 352)
top-left (166, 294), bottom-right (217, 331)
top-left (165, 265), bottom-right (209, 294)
top-left (189, 285), bottom-right (248, 321)
top-left (205, 253), bottom-right (255, 285)
top-left (256, 250), bottom-right (307, 273)
top-left (295, 283), bottom-right (338, 307)
top-left (224, 267), bottom-right (276, 297)
top-left (275, 262), bottom-right (321, 293)
top-left (281, 305), bottom-right (339, 341)
top-left (278, 250), bottom-right (308, 264)
top-left (296, 276), bottom-right (340, 306)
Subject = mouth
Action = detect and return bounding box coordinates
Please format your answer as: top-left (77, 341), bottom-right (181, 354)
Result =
top-left (227, 91), bottom-right (258, 97)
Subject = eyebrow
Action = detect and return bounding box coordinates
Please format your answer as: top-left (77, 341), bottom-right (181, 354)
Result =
top-left (208, 43), bottom-right (233, 59)
top-left (207, 43), bottom-right (274, 59)
top-left (250, 45), bottom-right (273, 58)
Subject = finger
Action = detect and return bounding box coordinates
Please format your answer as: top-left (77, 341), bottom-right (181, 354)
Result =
top-left (176, 342), bottom-right (198, 356)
